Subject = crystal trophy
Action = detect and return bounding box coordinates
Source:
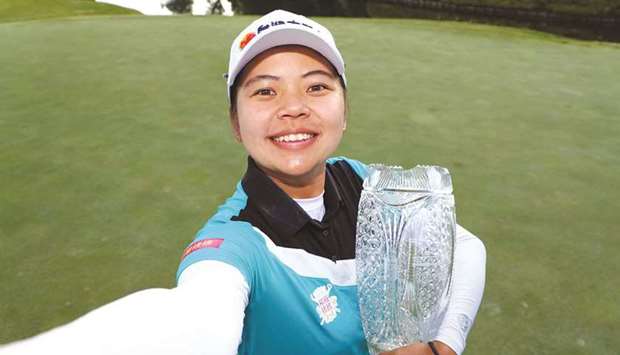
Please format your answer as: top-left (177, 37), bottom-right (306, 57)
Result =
top-left (356, 164), bottom-right (456, 354)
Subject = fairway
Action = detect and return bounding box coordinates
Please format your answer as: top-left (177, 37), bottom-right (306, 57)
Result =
top-left (1, 14), bottom-right (619, 355)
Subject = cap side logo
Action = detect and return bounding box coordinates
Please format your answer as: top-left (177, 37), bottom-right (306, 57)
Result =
top-left (239, 32), bottom-right (256, 50)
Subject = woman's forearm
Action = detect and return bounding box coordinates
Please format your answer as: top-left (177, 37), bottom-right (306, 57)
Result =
top-left (0, 261), bottom-right (249, 355)
top-left (434, 225), bottom-right (487, 355)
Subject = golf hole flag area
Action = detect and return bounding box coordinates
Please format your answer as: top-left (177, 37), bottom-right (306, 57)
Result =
top-left (0, 7), bottom-right (619, 355)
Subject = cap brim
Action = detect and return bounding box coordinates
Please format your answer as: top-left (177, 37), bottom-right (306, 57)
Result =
top-left (228, 27), bottom-right (346, 90)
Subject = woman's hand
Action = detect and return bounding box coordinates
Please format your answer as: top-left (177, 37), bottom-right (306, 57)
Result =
top-left (379, 341), bottom-right (456, 355)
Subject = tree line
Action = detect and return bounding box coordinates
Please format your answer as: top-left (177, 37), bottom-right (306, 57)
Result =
top-left (166, 0), bottom-right (618, 17)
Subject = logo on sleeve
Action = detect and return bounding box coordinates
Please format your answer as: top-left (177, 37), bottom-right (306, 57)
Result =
top-left (310, 283), bottom-right (340, 325)
top-left (181, 238), bottom-right (224, 260)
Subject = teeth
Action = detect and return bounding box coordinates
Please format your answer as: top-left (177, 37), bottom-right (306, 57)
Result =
top-left (273, 133), bottom-right (314, 143)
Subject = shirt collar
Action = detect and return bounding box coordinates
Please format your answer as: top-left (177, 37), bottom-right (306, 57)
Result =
top-left (240, 157), bottom-right (343, 238)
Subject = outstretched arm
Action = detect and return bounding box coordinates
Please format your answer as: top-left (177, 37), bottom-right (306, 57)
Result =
top-left (0, 261), bottom-right (249, 355)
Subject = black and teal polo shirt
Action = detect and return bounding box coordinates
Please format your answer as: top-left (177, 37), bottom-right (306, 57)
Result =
top-left (177, 156), bottom-right (371, 355)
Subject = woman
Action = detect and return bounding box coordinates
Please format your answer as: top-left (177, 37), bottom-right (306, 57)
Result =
top-left (1, 9), bottom-right (485, 355)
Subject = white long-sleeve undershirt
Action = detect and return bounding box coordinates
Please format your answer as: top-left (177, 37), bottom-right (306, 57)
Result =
top-left (0, 262), bottom-right (248, 355)
top-left (435, 225), bottom-right (486, 354)
top-left (0, 197), bottom-right (485, 355)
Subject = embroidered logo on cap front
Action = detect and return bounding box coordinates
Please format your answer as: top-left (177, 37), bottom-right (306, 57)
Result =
top-left (256, 19), bottom-right (314, 35)
top-left (181, 238), bottom-right (224, 260)
top-left (310, 283), bottom-right (340, 325)
top-left (239, 32), bottom-right (256, 49)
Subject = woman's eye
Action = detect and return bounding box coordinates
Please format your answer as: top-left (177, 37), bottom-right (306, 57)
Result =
top-left (253, 88), bottom-right (275, 96)
top-left (308, 84), bottom-right (327, 93)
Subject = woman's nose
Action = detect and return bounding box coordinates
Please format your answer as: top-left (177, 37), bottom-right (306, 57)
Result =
top-left (277, 90), bottom-right (309, 120)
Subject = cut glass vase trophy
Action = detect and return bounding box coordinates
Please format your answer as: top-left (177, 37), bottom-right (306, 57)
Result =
top-left (356, 164), bottom-right (456, 354)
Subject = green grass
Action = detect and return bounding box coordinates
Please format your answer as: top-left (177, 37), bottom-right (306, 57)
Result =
top-left (0, 0), bottom-right (136, 23)
top-left (1, 14), bottom-right (619, 355)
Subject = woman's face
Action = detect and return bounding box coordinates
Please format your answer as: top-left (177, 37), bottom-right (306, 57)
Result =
top-left (232, 45), bottom-right (346, 196)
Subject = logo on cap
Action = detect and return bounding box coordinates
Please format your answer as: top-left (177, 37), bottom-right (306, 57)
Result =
top-left (239, 32), bottom-right (256, 50)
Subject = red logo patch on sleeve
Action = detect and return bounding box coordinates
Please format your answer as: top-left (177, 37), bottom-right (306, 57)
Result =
top-left (181, 238), bottom-right (224, 260)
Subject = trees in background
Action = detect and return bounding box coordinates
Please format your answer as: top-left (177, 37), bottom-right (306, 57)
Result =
top-left (228, 0), bottom-right (618, 41)
top-left (166, 0), bottom-right (619, 17)
top-left (231, 0), bottom-right (368, 17)
top-left (230, 0), bottom-right (619, 17)
top-left (165, 0), bottom-right (193, 13)
top-left (165, 0), bottom-right (233, 15)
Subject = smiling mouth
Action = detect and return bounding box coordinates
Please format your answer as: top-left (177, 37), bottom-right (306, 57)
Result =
top-left (271, 132), bottom-right (317, 143)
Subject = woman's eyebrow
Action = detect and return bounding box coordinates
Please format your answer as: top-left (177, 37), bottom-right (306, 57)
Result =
top-left (302, 70), bottom-right (336, 79)
top-left (243, 74), bottom-right (279, 88)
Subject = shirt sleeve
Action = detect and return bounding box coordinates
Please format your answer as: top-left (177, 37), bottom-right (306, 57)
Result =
top-left (0, 261), bottom-right (249, 355)
top-left (176, 260), bottom-right (250, 354)
top-left (434, 224), bottom-right (487, 355)
top-left (176, 221), bottom-right (260, 289)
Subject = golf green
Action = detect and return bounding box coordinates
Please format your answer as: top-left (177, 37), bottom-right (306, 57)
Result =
top-left (1, 15), bottom-right (619, 354)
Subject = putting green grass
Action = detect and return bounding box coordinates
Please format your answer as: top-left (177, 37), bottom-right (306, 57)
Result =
top-left (0, 0), bottom-right (136, 23)
top-left (1, 15), bottom-right (619, 354)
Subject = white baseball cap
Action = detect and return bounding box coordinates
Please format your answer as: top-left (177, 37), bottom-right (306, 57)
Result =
top-left (226, 9), bottom-right (347, 100)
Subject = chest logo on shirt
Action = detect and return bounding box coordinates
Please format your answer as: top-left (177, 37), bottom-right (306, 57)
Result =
top-left (310, 283), bottom-right (340, 325)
